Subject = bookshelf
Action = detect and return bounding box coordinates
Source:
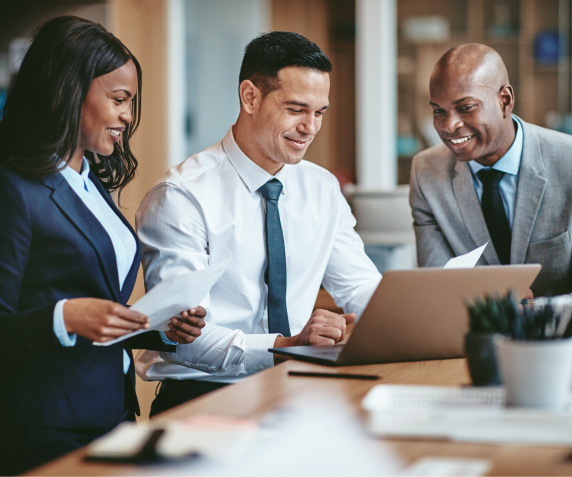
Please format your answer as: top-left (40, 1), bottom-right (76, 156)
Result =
top-left (397, 0), bottom-right (570, 184)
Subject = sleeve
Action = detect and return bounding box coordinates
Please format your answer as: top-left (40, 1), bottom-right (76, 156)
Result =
top-left (409, 157), bottom-right (455, 267)
top-left (0, 174), bottom-right (61, 354)
top-left (125, 330), bottom-right (177, 352)
top-left (136, 183), bottom-right (276, 376)
top-left (321, 187), bottom-right (382, 320)
top-left (53, 299), bottom-right (77, 346)
top-left (159, 331), bottom-right (178, 346)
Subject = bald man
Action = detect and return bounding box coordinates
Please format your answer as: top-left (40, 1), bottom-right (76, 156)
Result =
top-left (410, 44), bottom-right (572, 297)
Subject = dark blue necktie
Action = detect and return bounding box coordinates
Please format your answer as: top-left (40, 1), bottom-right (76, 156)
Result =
top-left (477, 169), bottom-right (511, 265)
top-left (258, 179), bottom-right (291, 337)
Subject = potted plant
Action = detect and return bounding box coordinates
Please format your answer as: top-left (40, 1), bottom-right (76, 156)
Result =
top-left (464, 293), bottom-right (514, 386)
top-left (493, 295), bottom-right (572, 410)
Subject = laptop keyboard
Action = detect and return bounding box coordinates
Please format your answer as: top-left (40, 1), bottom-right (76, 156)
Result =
top-left (310, 345), bottom-right (344, 358)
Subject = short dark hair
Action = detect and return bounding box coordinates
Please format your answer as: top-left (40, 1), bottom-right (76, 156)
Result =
top-left (239, 31), bottom-right (332, 97)
top-left (0, 16), bottom-right (142, 193)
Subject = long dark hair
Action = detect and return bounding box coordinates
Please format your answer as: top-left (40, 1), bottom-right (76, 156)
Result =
top-left (0, 16), bottom-right (142, 192)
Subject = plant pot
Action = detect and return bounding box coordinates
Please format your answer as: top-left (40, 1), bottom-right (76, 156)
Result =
top-left (494, 336), bottom-right (572, 410)
top-left (464, 332), bottom-right (502, 386)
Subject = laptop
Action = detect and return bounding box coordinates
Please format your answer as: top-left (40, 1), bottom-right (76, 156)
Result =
top-left (269, 265), bottom-right (541, 366)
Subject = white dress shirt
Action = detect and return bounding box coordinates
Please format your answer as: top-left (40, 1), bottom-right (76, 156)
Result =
top-left (135, 127), bottom-right (381, 383)
top-left (468, 116), bottom-right (523, 228)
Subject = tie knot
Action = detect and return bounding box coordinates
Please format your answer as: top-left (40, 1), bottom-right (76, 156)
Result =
top-left (477, 169), bottom-right (504, 188)
top-left (259, 178), bottom-right (283, 201)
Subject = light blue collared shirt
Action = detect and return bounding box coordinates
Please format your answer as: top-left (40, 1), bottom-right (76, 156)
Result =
top-left (53, 158), bottom-right (175, 374)
top-left (468, 116), bottom-right (523, 228)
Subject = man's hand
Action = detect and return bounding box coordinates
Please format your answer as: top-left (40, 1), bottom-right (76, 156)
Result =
top-left (524, 288), bottom-right (534, 301)
top-left (274, 309), bottom-right (357, 348)
top-left (64, 298), bottom-right (149, 343)
top-left (165, 306), bottom-right (207, 344)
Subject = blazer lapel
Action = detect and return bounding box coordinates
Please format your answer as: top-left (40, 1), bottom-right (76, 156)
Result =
top-left (88, 172), bottom-right (142, 302)
top-left (41, 173), bottom-right (121, 302)
top-left (511, 122), bottom-right (547, 264)
top-left (452, 160), bottom-right (500, 264)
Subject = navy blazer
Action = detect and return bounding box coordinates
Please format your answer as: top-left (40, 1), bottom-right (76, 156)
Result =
top-left (0, 165), bottom-right (175, 429)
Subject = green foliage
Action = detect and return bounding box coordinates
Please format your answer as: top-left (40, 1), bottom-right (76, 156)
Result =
top-left (466, 292), bottom-right (515, 335)
top-left (466, 292), bottom-right (572, 341)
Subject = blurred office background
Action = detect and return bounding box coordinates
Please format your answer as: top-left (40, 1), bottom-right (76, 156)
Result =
top-left (2, 0), bottom-right (570, 420)
top-left (5, 0), bottom-right (571, 281)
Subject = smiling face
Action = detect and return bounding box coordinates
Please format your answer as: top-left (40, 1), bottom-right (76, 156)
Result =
top-left (429, 64), bottom-right (515, 166)
top-left (238, 66), bottom-right (330, 174)
top-left (79, 60), bottom-right (138, 158)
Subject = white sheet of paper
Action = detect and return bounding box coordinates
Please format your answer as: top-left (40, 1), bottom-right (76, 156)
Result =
top-left (402, 458), bottom-right (491, 476)
top-left (93, 259), bottom-right (230, 347)
top-left (443, 242), bottom-right (488, 269)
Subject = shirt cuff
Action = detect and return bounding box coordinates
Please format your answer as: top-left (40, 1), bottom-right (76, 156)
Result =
top-left (159, 331), bottom-right (178, 346)
top-left (53, 299), bottom-right (77, 347)
top-left (347, 278), bottom-right (382, 320)
top-left (244, 333), bottom-right (281, 374)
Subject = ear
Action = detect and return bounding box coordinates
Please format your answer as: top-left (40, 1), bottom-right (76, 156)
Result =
top-left (239, 80), bottom-right (262, 115)
top-left (499, 85), bottom-right (515, 118)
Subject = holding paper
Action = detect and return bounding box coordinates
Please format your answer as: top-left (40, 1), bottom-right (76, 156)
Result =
top-left (94, 259), bottom-right (230, 347)
top-left (443, 242), bottom-right (488, 269)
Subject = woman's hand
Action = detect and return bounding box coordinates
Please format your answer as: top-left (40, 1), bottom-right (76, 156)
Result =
top-left (63, 298), bottom-right (149, 343)
top-left (165, 307), bottom-right (207, 344)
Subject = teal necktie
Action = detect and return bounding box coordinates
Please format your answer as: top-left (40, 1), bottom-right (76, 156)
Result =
top-left (258, 179), bottom-right (291, 337)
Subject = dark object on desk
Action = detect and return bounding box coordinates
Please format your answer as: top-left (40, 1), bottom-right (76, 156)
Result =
top-left (289, 371), bottom-right (380, 380)
top-left (85, 428), bottom-right (201, 465)
top-left (464, 292), bottom-right (513, 386)
top-left (464, 333), bottom-right (502, 386)
top-left (564, 450), bottom-right (572, 462)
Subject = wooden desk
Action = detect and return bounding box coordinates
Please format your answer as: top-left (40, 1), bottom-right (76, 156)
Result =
top-left (31, 358), bottom-right (572, 476)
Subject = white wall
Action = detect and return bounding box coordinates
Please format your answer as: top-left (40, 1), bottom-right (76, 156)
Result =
top-left (174, 0), bottom-right (270, 165)
top-left (356, 0), bottom-right (397, 190)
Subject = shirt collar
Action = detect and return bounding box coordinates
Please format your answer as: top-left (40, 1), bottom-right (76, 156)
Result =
top-left (469, 115), bottom-right (523, 176)
top-left (59, 157), bottom-right (91, 189)
top-left (222, 127), bottom-right (287, 195)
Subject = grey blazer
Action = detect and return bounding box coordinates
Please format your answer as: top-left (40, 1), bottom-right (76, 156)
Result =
top-left (409, 119), bottom-right (572, 296)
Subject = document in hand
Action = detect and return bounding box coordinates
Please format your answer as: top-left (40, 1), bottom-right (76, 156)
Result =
top-left (443, 242), bottom-right (488, 269)
top-left (93, 259), bottom-right (230, 347)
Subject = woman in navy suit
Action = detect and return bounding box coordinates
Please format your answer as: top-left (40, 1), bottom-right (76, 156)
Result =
top-left (0, 16), bottom-right (206, 474)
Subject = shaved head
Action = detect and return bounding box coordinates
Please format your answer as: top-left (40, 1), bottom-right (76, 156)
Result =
top-left (429, 44), bottom-right (516, 166)
top-left (433, 43), bottom-right (509, 89)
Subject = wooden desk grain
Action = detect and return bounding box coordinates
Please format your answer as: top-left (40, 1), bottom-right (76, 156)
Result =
top-left (30, 358), bottom-right (572, 476)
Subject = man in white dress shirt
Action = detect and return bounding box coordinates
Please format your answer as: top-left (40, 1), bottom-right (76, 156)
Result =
top-left (135, 31), bottom-right (381, 416)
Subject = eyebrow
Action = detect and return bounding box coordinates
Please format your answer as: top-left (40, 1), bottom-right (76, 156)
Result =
top-left (112, 89), bottom-right (133, 97)
top-left (430, 96), bottom-right (478, 107)
top-left (284, 100), bottom-right (329, 111)
top-left (453, 96), bottom-right (477, 104)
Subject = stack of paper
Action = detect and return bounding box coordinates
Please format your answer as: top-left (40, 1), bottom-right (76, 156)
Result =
top-left (362, 384), bottom-right (572, 445)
